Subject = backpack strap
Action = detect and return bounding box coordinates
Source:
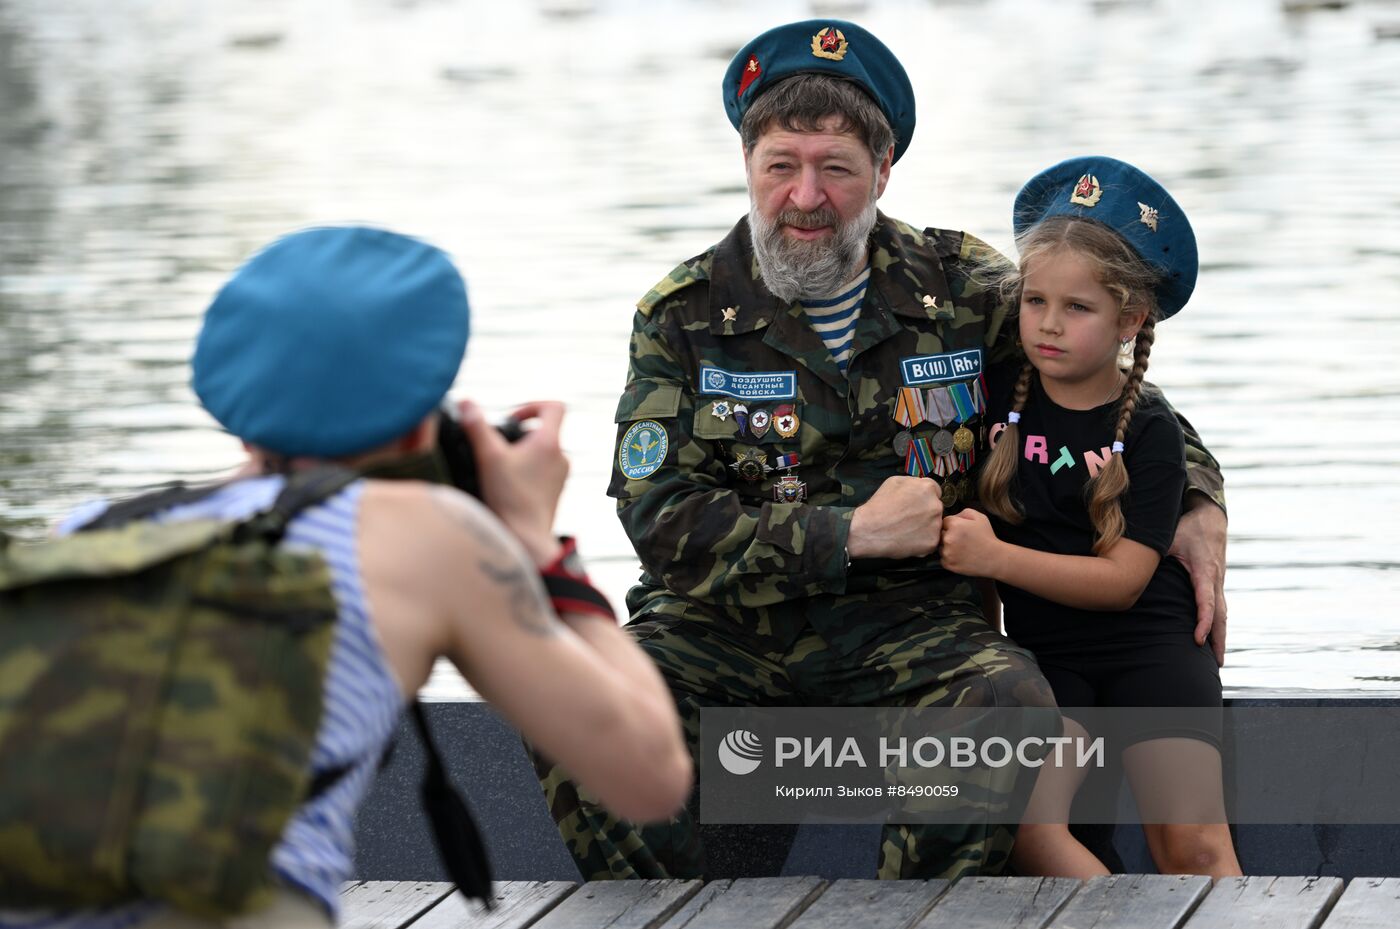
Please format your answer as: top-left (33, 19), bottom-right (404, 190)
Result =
top-left (307, 703), bottom-right (494, 903)
top-left (235, 466), bottom-right (360, 545)
top-left (411, 701), bottom-right (495, 907)
top-left (78, 481), bottom-right (225, 532)
top-left (78, 467), bottom-right (360, 542)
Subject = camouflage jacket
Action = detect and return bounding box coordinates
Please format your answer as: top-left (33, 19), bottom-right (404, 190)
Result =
top-left (609, 213), bottom-right (1224, 655)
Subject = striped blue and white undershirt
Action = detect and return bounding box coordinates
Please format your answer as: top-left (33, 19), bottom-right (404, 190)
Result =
top-left (800, 264), bottom-right (870, 374)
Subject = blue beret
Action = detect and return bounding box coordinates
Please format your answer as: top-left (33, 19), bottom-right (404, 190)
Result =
top-left (723, 20), bottom-right (916, 163)
top-left (1013, 155), bottom-right (1198, 319)
top-left (192, 226), bottom-right (469, 458)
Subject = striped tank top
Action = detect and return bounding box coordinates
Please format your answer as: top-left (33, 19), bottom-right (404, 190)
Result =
top-left (2, 476), bottom-right (404, 927)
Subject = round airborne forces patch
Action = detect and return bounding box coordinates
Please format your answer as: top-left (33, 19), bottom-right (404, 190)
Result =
top-left (619, 420), bottom-right (668, 480)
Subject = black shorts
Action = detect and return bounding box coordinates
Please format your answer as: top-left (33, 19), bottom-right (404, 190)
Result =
top-left (1030, 635), bottom-right (1223, 750)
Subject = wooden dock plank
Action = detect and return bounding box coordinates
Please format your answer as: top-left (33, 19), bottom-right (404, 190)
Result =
top-left (411, 881), bottom-right (580, 929)
top-left (916, 876), bottom-right (1081, 929)
top-left (1319, 878), bottom-right (1400, 929)
top-left (657, 876), bottom-right (827, 929)
top-left (530, 879), bottom-right (702, 929)
top-left (1183, 876), bottom-right (1344, 929)
top-left (339, 880), bottom-right (455, 929)
top-left (787, 879), bottom-right (948, 929)
top-left (1046, 875), bottom-right (1210, 929)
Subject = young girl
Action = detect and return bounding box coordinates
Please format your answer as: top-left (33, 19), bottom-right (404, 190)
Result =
top-left (939, 156), bottom-right (1241, 879)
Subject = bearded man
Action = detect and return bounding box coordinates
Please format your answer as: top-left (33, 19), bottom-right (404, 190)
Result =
top-left (534, 19), bottom-right (1228, 882)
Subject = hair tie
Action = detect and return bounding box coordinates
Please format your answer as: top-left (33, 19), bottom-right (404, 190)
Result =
top-left (1111, 441), bottom-right (1125, 454)
top-left (1007, 412), bottom-right (1021, 424)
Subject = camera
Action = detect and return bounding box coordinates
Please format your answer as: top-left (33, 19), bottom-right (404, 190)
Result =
top-left (435, 403), bottom-right (525, 500)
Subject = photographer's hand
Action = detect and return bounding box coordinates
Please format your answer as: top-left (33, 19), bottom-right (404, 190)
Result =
top-left (456, 398), bottom-right (568, 567)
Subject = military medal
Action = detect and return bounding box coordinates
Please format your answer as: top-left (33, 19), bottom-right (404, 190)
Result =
top-left (733, 403), bottom-right (750, 437)
top-left (730, 447), bottom-right (772, 482)
top-left (953, 426), bottom-right (975, 454)
top-left (774, 475), bottom-right (807, 503)
top-left (928, 386), bottom-right (957, 427)
top-left (905, 436), bottom-right (934, 478)
top-left (750, 409), bottom-right (771, 438)
top-left (892, 388), bottom-right (924, 467)
top-left (772, 452), bottom-right (806, 503)
top-left (949, 382), bottom-right (976, 423)
top-left (940, 477), bottom-right (960, 508)
top-left (774, 403), bottom-right (800, 438)
top-left (712, 400), bottom-right (731, 421)
top-left (943, 476), bottom-right (972, 509)
top-left (893, 388), bottom-right (927, 428)
top-left (948, 382), bottom-right (976, 455)
top-left (925, 386), bottom-right (962, 476)
top-left (947, 381), bottom-right (981, 467)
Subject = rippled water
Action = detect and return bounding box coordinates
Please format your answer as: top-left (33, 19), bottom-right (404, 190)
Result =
top-left (2, 0), bottom-right (1398, 694)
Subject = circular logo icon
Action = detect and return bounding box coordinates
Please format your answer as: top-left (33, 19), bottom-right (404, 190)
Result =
top-left (706, 370), bottom-right (725, 389)
top-left (717, 729), bottom-right (763, 776)
top-left (619, 420), bottom-right (668, 481)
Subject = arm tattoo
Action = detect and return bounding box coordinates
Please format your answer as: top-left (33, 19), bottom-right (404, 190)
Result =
top-left (428, 486), bottom-right (561, 637)
top-left (479, 555), bottom-right (560, 638)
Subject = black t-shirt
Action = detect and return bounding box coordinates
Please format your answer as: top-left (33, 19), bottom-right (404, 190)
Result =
top-left (984, 365), bottom-right (1194, 653)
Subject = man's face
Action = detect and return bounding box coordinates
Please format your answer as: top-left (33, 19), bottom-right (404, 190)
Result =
top-left (745, 118), bottom-right (893, 302)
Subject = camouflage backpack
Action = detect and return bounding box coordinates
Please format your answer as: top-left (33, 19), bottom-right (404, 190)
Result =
top-left (0, 468), bottom-right (358, 916)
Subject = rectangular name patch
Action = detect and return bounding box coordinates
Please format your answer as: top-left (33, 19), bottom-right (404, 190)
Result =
top-left (698, 365), bottom-right (798, 401)
top-left (900, 349), bottom-right (984, 386)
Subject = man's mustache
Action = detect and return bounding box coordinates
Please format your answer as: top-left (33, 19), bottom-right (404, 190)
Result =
top-left (776, 207), bottom-right (839, 230)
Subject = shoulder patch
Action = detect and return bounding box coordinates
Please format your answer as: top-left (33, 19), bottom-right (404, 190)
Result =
top-left (618, 420), bottom-right (668, 480)
top-left (636, 252), bottom-right (714, 318)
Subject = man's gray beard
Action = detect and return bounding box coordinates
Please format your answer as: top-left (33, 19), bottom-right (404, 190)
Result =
top-left (749, 195), bottom-right (877, 304)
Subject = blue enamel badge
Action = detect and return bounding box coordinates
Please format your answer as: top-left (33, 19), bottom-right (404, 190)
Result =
top-left (698, 365), bottom-right (798, 401)
top-left (900, 348), bottom-right (983, 386)
top-left (619, 420), bottom-right (668, 480)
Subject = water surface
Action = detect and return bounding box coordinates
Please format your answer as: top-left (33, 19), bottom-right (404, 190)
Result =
top-left (2, 0), bottom-right (1398, 694)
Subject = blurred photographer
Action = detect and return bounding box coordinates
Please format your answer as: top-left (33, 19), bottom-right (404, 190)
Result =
top-left (21, 226), bottom-right (690, 928)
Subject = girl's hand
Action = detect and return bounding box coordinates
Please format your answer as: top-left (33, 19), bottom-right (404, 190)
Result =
top-left (939, 509), bottom-right (1004, 579)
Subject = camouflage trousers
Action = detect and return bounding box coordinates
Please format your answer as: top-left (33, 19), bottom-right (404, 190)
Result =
top-left (533, 607), bottom-right (1057, 881)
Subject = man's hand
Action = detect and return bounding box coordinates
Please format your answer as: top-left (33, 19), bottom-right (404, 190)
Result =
top-left (847, 475), bottom-right (943, 559)
top-left (939, 509), bottom-right (1004, 579)
top-left (457, 399), bottom-right (568, 567)
top-left (1169, 498), bottom-right (1228, 667)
